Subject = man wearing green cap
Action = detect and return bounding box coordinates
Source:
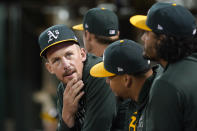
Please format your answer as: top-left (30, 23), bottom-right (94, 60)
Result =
top-left (38, 24), bottom-right (117, 131)
top-left (73, 8), bottom-right (130, 131)
top-left (90, 39), bottom-right (162, 131)
top-left (130, 2), bottom-right (197, 131)
top-left (72, 8), bottom-right (119, 57)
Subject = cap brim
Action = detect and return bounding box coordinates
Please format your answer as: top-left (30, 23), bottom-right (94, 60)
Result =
top-left (129, 15), bottom-right (152, 31)
top-left (72, 24), bottom-right (84, 31)
top-left (40, 39), bottom-right (78, 57)
top-left (90, 62), bottom-right (115, 77)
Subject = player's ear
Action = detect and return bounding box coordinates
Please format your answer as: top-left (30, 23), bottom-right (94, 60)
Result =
top-left (85, 30), bottom-right (95, 41)
top-left (85, 30), bottom-right (91, 41)
top-left (80, 48), bottom-right (87, 62)
top-left (157, 34), bottom-right (166, 44)
top-left (124, 74), bottom-right (132, 88)
top-left (45, 62), bottom-right (54, 74)
top-left (117, 31), bottom-right (120, 37)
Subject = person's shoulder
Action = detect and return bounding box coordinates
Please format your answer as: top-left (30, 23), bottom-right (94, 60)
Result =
top-left (86, 53), bottom-right (102, 66)
top-left (82, 53), bottom-right (104, 82)
top-left (83, 53), bottom-right (102, 73)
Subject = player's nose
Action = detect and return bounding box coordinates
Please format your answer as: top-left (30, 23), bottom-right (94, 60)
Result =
top-left (62, 57), bottom-right (70, 70)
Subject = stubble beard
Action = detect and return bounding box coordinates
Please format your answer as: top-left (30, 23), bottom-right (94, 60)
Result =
top-left (142, 49), bottom-right (159, 62)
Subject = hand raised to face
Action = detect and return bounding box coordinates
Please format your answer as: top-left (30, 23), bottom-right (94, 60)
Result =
top-left (62, 78), bottom-right (85, 128)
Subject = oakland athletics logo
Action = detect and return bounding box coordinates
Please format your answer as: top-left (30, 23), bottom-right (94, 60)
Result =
top-left (47, 30), bottom-right (60, 43)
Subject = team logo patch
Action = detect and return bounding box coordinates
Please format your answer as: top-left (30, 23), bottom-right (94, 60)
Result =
top-left (47, 30), bottom-right (60, 43)
top-left (109, 30), bottom-right (116, 35)
top-left (157, 24), bottom-right (163, 30)
top-left (85, 24), bottom-right (89, 29)
top-left (117, 67), bottom-right (123, 72)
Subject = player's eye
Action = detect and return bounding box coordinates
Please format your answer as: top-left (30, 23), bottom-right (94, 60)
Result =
top-left (52, 58), bottom-right (60, 64)
top-left (65, 52), bottom-right (73, 59)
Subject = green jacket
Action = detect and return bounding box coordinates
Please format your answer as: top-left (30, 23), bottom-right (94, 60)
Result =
top-left (124, 65), bottom-right (163, 131)
top-left (144, 53), bottom-right (197, 131)
top-left (57, 53), bottom-right (117, 131)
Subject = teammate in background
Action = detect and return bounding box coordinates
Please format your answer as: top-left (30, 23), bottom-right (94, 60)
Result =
top-left (72, 8), bottom-right (119, 57)
top-left (130, 2), bottom-right (197, 130)
top-left (73, 8), bottom-right (129, 131)
top-left (90, 39), bottom-right (162, 131)
top-left (38, 24), bottom-right (116, 131)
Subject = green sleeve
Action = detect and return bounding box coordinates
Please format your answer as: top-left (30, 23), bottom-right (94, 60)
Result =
top-left (81, 77), bottom-right (117, 131)
top-left (111, 98), bottom-right (131, 131)
top-left (145, 80), bottom-right (184, 131)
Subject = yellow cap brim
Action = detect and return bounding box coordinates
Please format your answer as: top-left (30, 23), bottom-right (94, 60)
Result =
top-left (72, 24), bottom-right (84, 31)
top-left (40, 39), bottom-right (78, 57)
top-left (90, 62), bottom-right (115, 77)
top-left (129, 15), bottom-right (152, 31)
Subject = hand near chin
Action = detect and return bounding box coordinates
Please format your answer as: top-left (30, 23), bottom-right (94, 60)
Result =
top-left (62, 78), bottom-right (85, 128)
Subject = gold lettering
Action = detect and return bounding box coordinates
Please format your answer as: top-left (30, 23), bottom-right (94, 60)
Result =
top-left (129, 115), bottom-right (136, 131)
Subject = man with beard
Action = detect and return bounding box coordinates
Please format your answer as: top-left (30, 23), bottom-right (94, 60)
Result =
top-left (38, 24), bottom-right (116, 131)
top-left (130, 2), bottom-right (197, 131)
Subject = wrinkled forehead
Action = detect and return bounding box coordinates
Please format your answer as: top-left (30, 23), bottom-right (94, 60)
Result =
top-left (46, 42), bottom-right (80, 58)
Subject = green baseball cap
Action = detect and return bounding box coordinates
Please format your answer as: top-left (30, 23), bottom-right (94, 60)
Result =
top-left (72, 8), bottom-right (119, 36)
top-left (90, 39), bottom-right (150, 77)
top-left (38, 24), bottom-right (79, 57)
top-left (130, 2), bottom-right (197, 37)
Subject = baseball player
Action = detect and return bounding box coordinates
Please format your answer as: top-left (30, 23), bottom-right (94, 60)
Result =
top-left (73, 8), bottom-right (130, 131)
top-left (38, 24), bottom-right (117, 131)
top-left (72, 7), bottom-right (119, 57)
top-left (130, 2), bottom-right (197, 131)
top-left (90, 39), bottom-right (162, 131)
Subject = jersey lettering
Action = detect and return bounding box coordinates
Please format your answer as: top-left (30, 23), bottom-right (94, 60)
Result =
top-left (129, 111), bottom-right (137, 131)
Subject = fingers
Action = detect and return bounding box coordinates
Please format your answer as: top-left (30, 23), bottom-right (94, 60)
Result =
top-left (72, 81), bottom-right (84, 97)
top-left (74, 91), bottom-right (85, 104)
top-left (65, 78), bottom-right (77, 92)
top-left (64, 78), bottom-right (84, 100)
top-left (62, 79), bottom-right (85, 119)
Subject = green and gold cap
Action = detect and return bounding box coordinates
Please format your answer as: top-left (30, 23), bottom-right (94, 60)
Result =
top-left (130, 2), bottom-right (197, 37)
top-left (72, 8), bottom-right (119, 36)
top-left (90, 39), bottom-right (150, 77)
top-left (38, 24), bottom-right (79, 57)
